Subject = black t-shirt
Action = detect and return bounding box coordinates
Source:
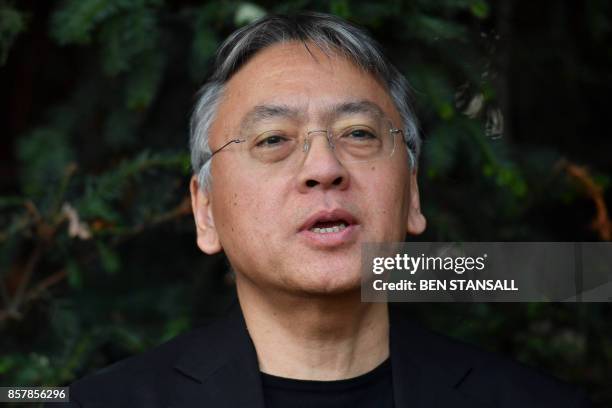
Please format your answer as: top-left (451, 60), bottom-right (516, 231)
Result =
top-left (260, 358), bottom-right (394, 408)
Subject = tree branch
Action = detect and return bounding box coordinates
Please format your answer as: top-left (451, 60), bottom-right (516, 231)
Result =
top-left (559, 159), bottom-right (612, 241)
top-left (0, 196), bottom-right (192, 323)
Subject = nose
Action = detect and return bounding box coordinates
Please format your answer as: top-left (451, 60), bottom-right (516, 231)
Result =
top-left (297, 131), bottom-right (350, 193)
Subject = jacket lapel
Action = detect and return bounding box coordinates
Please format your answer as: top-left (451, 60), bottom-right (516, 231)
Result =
top-left (389, 306), bottom-right (488, 408)
top-left (169, 304), bottom-right (266, 408)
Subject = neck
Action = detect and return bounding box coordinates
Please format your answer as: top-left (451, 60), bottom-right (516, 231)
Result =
top-left (236, 277), bottom-right (389, 381)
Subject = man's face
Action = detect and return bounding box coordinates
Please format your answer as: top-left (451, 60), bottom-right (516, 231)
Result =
top-left (192, 41), bottom-right (425, 295)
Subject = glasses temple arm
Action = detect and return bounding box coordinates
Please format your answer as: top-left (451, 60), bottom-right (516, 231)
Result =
top-left (209, 138), bottom-right (245, 158)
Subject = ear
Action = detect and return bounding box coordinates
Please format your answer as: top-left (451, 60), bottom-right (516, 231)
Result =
top-left (406, 169), bottom-right (427, 236)
top-left (189, 175), bottom-right (222, 254)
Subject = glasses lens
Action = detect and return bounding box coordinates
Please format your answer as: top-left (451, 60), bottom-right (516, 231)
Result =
top-left (244, 120), bottom-right (398, 166)
top-left (248, 130), bottom-right (299, 164)
top-left (333, 124), bottom-right (384, 162)
top-left (333, 120), bottom-right (397, 163)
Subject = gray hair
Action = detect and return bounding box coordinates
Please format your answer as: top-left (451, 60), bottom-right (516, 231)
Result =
top-left (189, 12), bottom-right (420, 189)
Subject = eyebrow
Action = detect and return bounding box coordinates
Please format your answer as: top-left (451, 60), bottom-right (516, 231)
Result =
top-left (330, 100), bottom-right (386, 120)
top-left (238, 99), bottom-right (387, 133)
top-left (239, 105), bottom-right (300, 134)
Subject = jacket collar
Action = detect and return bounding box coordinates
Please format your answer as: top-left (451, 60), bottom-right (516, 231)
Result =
top-left (170, 303), bottom-right (266, 408)
top-left (169, 303), bottom-right (482, 408)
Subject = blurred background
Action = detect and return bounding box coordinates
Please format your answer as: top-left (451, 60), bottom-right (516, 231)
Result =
top-left (1, 0), bottom-right (611, 406)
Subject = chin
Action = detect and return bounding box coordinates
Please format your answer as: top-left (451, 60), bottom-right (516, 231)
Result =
top-left (282, 263), bottom-right (363, 297)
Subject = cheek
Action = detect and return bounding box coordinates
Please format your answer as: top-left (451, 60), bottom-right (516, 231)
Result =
top-left (361, 165), bottom-right (410, 236)
top-left (210, 160), bottom-right (247, 234)
top-left (212, 174), bottom-right (284, 241)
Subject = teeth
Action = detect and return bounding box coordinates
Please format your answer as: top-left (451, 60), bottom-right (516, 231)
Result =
top-left (310, 223), bottom-right (347, 234)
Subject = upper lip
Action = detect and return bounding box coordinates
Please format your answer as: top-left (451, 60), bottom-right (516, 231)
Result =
top-left (299, 209), bottom-right (359, 232)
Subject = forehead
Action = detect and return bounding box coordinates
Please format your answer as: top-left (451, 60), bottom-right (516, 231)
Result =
top-left (210, 41), bottom-right (400, 138)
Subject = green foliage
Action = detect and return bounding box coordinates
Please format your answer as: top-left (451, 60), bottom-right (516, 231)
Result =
top-left (99, 7), bottom-right (159, 76)
top-left (76, 150), bottom-right (188, 222)
top-left (16, 108), bottom-right (76, 205)
top-left (51, 0), bottom-right (162, 46)
top-left (330, 0), bottom-right (351, 19)
top-left (234, 2), bottom-right (266, 26)
top-left (190, 3), bottom-right (227, 81)
top-left (406, 14), bottom-right (468, 42)
top-left (96, 241), bottom-right (120, 274)
top-left (0, 2), bottom-right (26, 65)
top-left (470, 0), bottom-right (489, 19)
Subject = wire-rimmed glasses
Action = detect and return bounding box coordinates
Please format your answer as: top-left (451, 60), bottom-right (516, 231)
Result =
top-left (207, 115), bottom-right (403, 168)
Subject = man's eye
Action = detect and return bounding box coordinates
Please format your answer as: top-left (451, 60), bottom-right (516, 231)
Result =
top-left (256, 135), bottom-right (287, 147)
top-left (344, 129), bottom-right (377, 140)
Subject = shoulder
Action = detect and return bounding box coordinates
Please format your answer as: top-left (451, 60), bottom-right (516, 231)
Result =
top-left (68, 320), bottom-right (220, 407)
top-left (442, 331), bottom-right (587, 406)
top-left (391, 311), bottom-right (592, 407)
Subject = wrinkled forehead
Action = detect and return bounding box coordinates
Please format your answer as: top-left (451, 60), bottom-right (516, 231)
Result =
top-left (239, 99), bottom-right (389, 129)
top-left (211, 41), bottom-right (401, 135)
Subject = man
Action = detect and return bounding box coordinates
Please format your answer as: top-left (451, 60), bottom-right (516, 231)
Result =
top-left (65, 12), bottom-right (591, 407)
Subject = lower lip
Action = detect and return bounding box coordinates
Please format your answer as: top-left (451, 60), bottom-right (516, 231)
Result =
top-left (298, 224), bottom-right (360, 248)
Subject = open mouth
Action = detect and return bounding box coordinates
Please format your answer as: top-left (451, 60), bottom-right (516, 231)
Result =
top-left (300, 209), bottom-right (358, 234)
top-left (298, 209), bottom-right (359, 247)
top-left (309, 220), bottom-right (348, 234)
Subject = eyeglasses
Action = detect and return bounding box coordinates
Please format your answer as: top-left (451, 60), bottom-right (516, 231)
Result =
top-left (207, 116), bottom-right (403, 168)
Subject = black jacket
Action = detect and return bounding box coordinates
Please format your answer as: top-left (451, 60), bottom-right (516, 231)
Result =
top-left (60, 305), bottom-right (591, 407)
